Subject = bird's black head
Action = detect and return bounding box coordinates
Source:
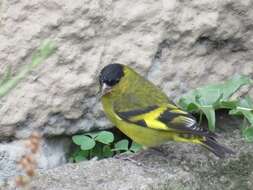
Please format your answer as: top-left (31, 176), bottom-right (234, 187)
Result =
top-left (99, 63), bottom-right (124, 87)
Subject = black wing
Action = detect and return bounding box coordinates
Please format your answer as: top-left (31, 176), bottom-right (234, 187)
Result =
top-left (116, 105), bottom-right (216, 138)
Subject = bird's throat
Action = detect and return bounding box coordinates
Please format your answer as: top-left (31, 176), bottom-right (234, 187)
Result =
top-left (101, 95), bottom-right (118, 124)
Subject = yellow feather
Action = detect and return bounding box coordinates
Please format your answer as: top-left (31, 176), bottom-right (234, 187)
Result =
top-left (129, 105), bottom-right (168, 130)
top-left (170, 109), bottom-right (188, 114)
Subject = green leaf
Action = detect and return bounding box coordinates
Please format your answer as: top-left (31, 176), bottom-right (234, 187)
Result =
top-left (199, 105), bottom-right (216, 132)
top-left (95, 131), bottom-right (114, 144)
top-left (130, 142), bottom-right (142, 153)
top-left (229, 97), bottom-right (253, 143)
top-left (75, 155), bottom-right (87, 162)
top-left (72, 135), bottom-right (86, 145)
top-left (71, 147), bottom-right (82, 157)
top-left (178, 75), bottom-right (252, 110)
top-left (74, 150), bottom-right (88, 162)
top-left (245, 96), bottom-right (253, 107)
top-left (89, 143), bottom-right (103, 159)
top-left (80, 140), bottom-right (96, 150)
top-left (0, 65), bottom-right (12, 86)
top-left (178, 75), bottom-right (252, 131)
top-left (240, 110), bottom-right (253, 125)
top-left (229, 97), bottom-right (253, 125)
top-left (178, 100), bottom-right (217, 131)
top-left (243, 127), bottom-right (253, 142)
top-left (113, 139), bottom-right (129, 151)
top-left (84, 132), bottom-right (100, 139)
top-left (218, 100), bottom-right (238, 109)
top-left (238, 96), bottom-right (253, 109)
top-left (72, 135), bottom-right (96, 150)
top-left (102, 145), bottom-right (114, 158)
top-left (0, 40), bottom-right (56, 98)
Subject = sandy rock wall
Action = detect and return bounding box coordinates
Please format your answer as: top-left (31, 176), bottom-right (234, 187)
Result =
top-left (0, 0), bottom-right (252, 138)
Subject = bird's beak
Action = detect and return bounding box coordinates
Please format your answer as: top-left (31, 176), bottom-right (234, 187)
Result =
top-left (96, 83), bottom-right (112, 102)
top-left (101, 83), bottom-right (112, 96)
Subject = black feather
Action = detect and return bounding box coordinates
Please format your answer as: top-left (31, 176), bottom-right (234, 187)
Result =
top-left (99, 63), bottom-right (124, 87)
top-left (117, 106), bottom-right (158, 119)
top-left (201, 137), bottom-right (235, 158)
top-left (158, 109), bottom-right (217, 138)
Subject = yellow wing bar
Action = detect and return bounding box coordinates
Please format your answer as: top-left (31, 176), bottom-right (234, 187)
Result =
top-left (117, 104), bottom-right (215, 137)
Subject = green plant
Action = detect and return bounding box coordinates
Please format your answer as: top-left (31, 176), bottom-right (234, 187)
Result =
top-left (70, 131), bottom-right (142, 162)
top-left (229, 96), bottom-right (253, 142)
top-left (0, 40), bottom-right (56, 98)
top-left (113, 139), bottom-right (142, 153)
top-left (178, 74), bottom-right (253, 141)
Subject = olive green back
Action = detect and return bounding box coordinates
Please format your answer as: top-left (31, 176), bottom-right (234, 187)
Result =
top-left (110, 66), bottom-right (173, 112)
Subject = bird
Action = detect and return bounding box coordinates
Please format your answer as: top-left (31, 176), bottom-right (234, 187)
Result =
top-left (99, 63), bottom-right (235, 158)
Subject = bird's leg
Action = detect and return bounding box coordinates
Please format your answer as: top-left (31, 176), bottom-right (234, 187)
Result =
top-left (149, 146), bottom-right (171, 157)
top-left (149, 146), bottom-right (179, 160)
top-left (114, 150), bottom-right (148, 167)
top-left (150, 147), bottom-right (165, 154)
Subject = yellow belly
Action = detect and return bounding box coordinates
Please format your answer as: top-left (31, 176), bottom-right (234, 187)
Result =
top-left (101, 95), bottom-right (201, 147)
top-left (115, 118), bottom-right (174, 147)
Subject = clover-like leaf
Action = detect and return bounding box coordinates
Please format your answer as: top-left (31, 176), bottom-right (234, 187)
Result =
top-left (103, 145), bottom-right (114, 158)
top-left (130, 142), bottom-right (142, 153)
top-left (74, 150), bottom-right (89, 162)
top-left (72, 135), bottom-right (96, 150)
top-left (113, 139), bottom-right (129, 151)
top-left (95, 131), bottom-right (114, 144)
top-left (85, 132), bottom-right (100, 139)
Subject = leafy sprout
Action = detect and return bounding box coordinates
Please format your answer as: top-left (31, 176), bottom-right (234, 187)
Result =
top-left (229, 96), bottom-right (253, 142)
top-left (178, 74), bottom-right (253, 140)
top-left (0, 40), bottom-right (56, 98)
top-left (71, 131), bottom-right (142, 162)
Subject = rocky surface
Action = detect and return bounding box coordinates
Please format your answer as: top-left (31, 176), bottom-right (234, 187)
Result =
top-left (0, 137), bottom-right (70, 183)
top-left (1, 115), bottom-right (251, 190)
top-left (0, 0), bottom-right (253, 187)
top-left (21, 129), bottom-right (253, 190)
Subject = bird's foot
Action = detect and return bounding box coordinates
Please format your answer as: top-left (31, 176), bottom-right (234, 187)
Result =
top-left (114, 151), bottom-right (147, 167)
top-left (149, 146), bottom-right (178, 159)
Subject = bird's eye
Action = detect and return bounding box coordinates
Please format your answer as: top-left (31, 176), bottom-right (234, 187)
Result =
top-left (105, 78), bottom-right (120, 86)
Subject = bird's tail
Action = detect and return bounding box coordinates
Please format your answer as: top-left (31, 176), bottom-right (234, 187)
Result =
top-left (201, 137), bottom-right (235, 158)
